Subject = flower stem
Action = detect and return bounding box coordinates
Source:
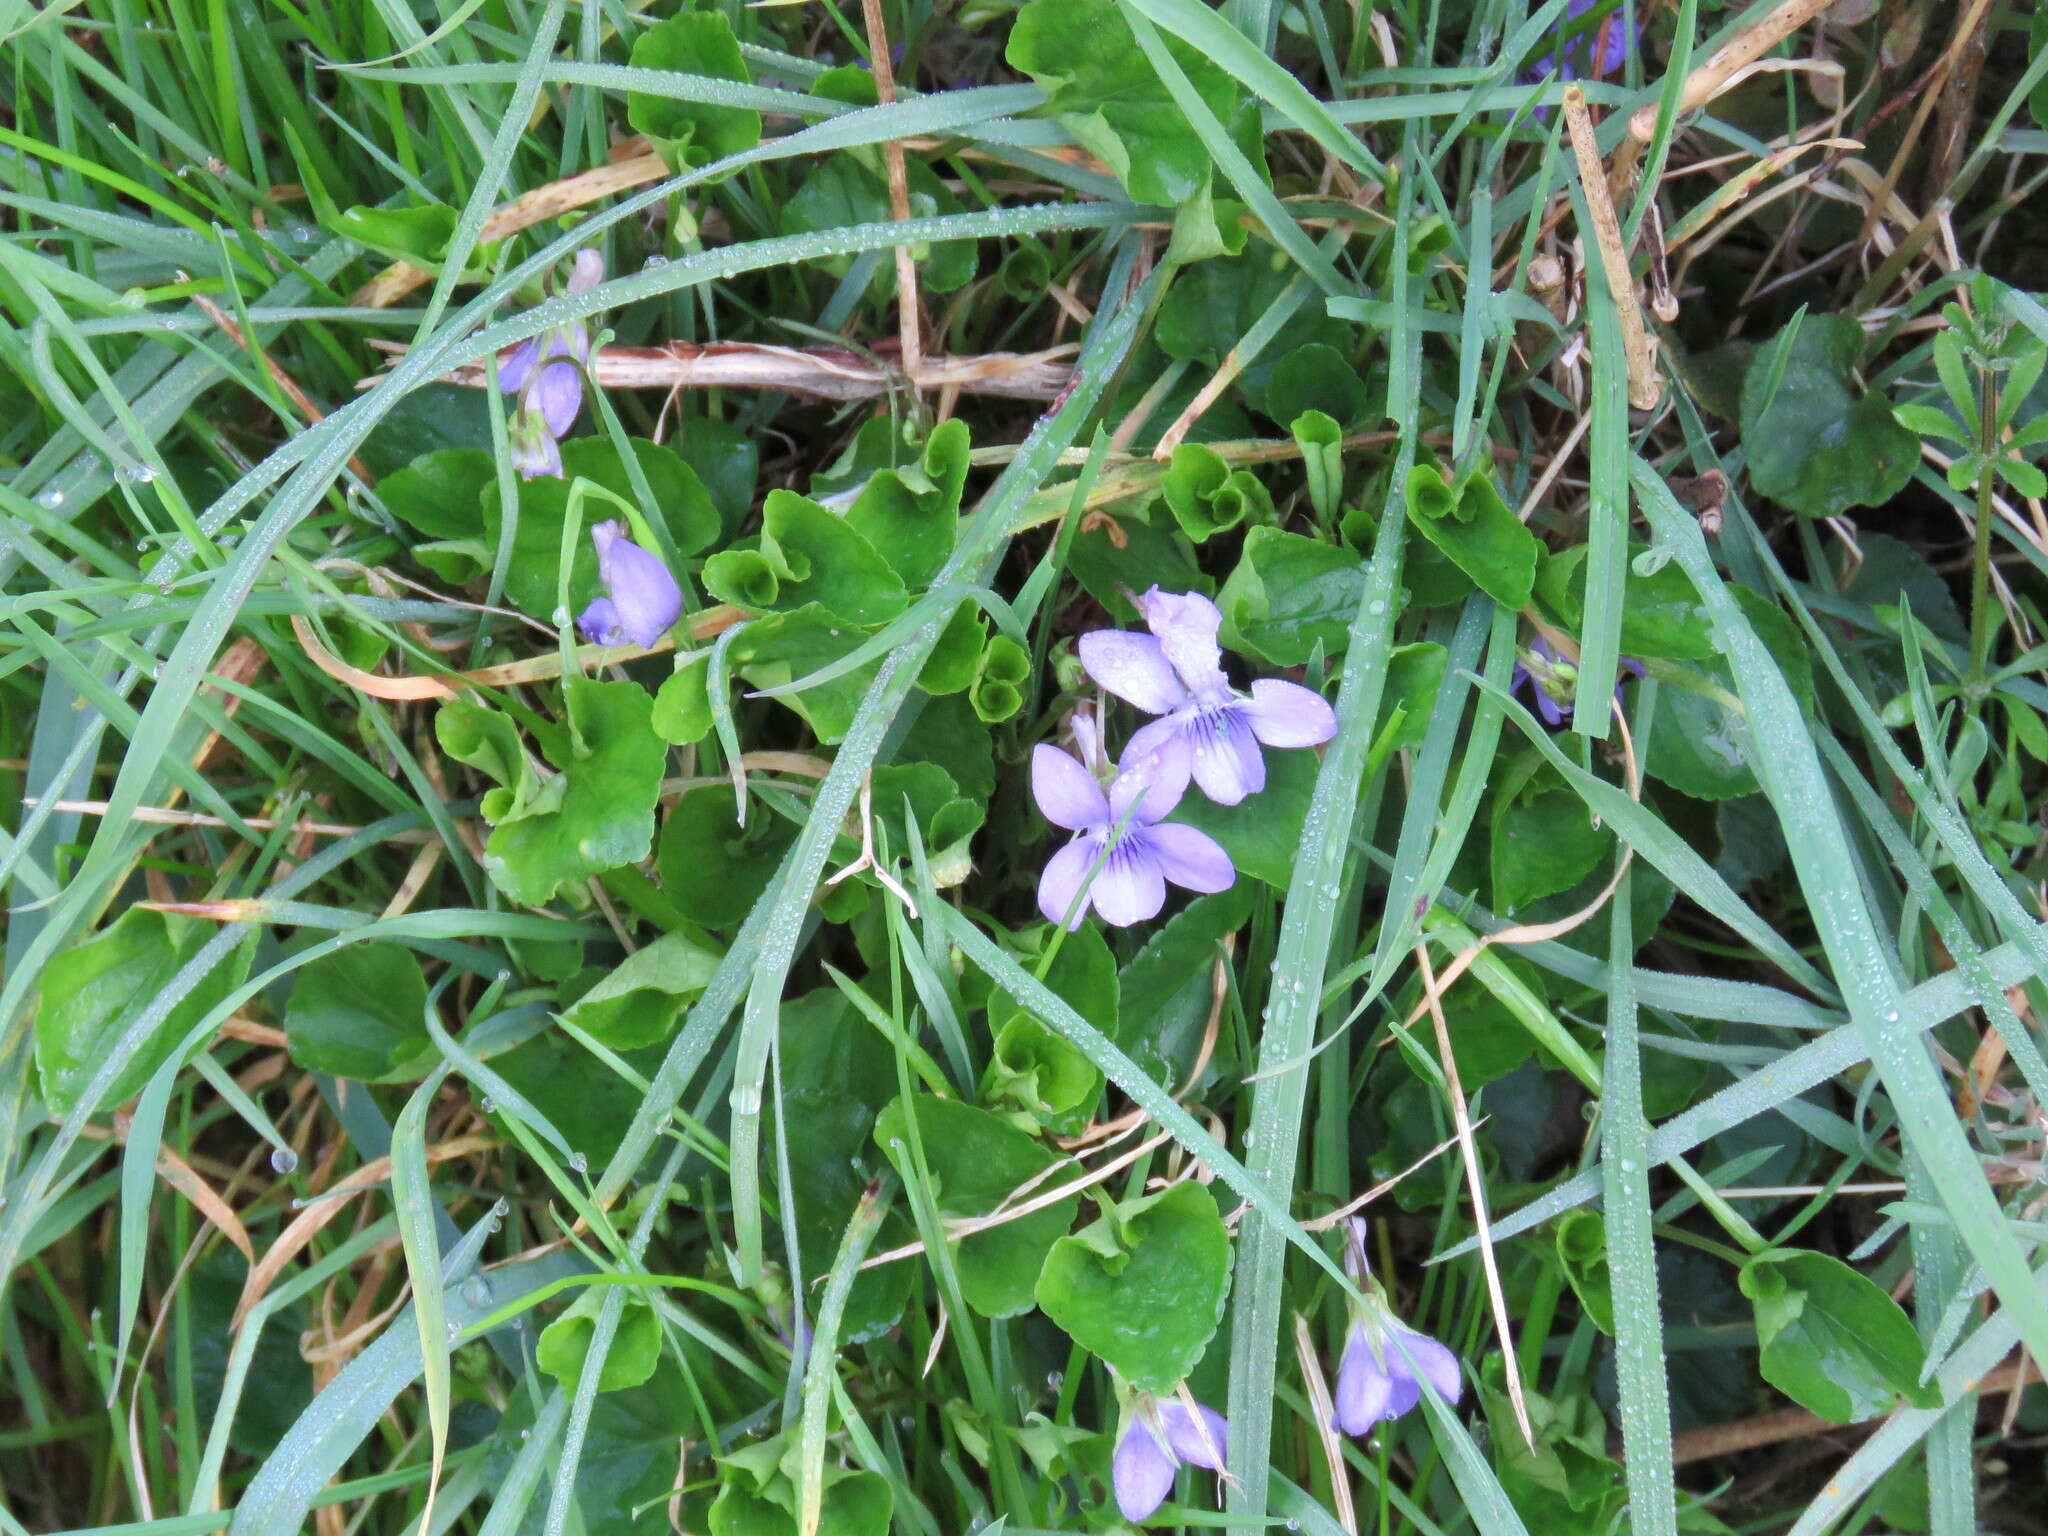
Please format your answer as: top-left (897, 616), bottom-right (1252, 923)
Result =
top-left (1968, 364), bottom-right (2000, 682)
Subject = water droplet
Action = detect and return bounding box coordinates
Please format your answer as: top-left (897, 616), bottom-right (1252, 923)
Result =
top-left (269, 1147), bottom-right (299, 1173)
top-left (480, 1095), bottom-right (497, 1113)
top-left (38, 490), bottom-right (63, 507)
top-left (568, 1152), bottom-right (588, 1174)
top-left (1618, 1157), bottom-right (1637, 1173)
top-left (1045, 1371), bottom-right (1062, 1389)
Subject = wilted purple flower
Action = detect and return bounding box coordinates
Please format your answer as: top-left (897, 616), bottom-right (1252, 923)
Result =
top-left (1334, 1317), bottom-right (1463, 1434)
top-left (1510, 635), bottom-right (1645, 727)
top-left (1078, 587), bottom-right (1336, 807)
top-left (1033, 718), bottom-right (1233, 929)
top-left (499, 250), bottom-right (604, 479)
top-left (1113, 1394), bottom-right (1228, 1523)
top-left (577, 520), bottom-right (681, 647)
top-left (1527, 0), bottom-right (1633, 84)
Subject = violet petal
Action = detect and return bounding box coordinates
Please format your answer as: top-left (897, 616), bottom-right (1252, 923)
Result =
top-left (591, 521), bottom-right (681, 646)
top-left (1243, 678), bottom-right (1337, 748)
top-left (577, 597), bottom-right (623, 647)
top-left (1394, 1327), bottom-right (1463, 1406)
top-left (1159, 1401), bottom-right (1228, 1471)
top-left (1137, 587), bottom-right (1227, 697)
top-left (1032, 743), bottom-right (1110, 832)
top-left (1037, 837), bottom-right (1100, 929)
top-left (1187, 710), bottom-right (1266, 807)
top-left (1335, 1327), bottom-right (1396, 1435)
top-left (1112, 1421), bottom-right (1178, 1524)
top-left (529, 356), bottom-right (585, 438)
top-left (1107, 739), bottom-right (1191, 826)
top-left (1089, 842), bottom-right (1166, 927)
top-left (498, 337), bottom-right (541, 395)
top-left (1142, 823), bottom-right (1235, 896)
top-left (1078, 629), bottom-right (1190, 716)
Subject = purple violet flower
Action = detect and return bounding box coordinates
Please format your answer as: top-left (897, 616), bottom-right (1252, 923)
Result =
top-left (500, 249), bottom-right (604, 479)
top-left (1527, 0), bottom-right (1633, 84)
top-left (1077, 587), bottom-right (1337, 807)
top-left (1510, 635), bottom-right (1645, 727)
top-left (577, 520), bottom-right (681, 648)
top-left (1334, 1318), bottom-right (1464, 1434)
top-left (1032, 716), bottom-right (1234, 929)
top-left (1112, 1394), bottom-right (1229, 1523)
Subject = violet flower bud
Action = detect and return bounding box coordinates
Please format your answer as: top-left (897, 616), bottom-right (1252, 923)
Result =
top-left (1334, 1317), bottom-right (1463, 1434)
top-left (1510, 635), bottom-right (1645, 726)
top-left (1112, 1393), bottom-right (1228, 1523)
top-left (498, 250), bottom-right (604, 479)
top-left (576, 520), bottom-right (681, 648)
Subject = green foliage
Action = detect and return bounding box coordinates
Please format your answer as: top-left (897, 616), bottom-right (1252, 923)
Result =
top-left (34, 911), bottom-right (247, 1114)
top-left (627, 10), bottom-right (763, 170)
top-left (1738, 1250), bottom-right (1938, 1422)
top-left (284, 943), bottom-right (432, 1082)
top-left (10, 7), bottom-right (2040, 1535)
top-left (1007, 0), bottom-right (1237, 205)
top-left (1035, 1180), bottom-right (1232, 1392)
top-left (1740, 314), bottom-right (1918, 518)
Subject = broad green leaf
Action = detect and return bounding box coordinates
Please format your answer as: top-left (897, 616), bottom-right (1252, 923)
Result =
top-left (1492, 753), bottom-right (1611, 914)
top-left (1403, 463), bottom-right (1539, 610)
top-left (377, 447), bottom-right (492, 540)
top-left (626, 10), bottom-right (763, 170)
top-left (777, 990), bottom-right (910, 1343)
top-left (986, 924), bottom-right (1118, 1128)
top-left (1116, 885), bottom-right (1254, 1086)
top-left (726, 605), bottom-right (882, 743)
top-left (759, 490), bottom-right (906, 623)
top-left (1067, 503), bottom-right (1211, 624)
top-left (844, 418), bottom-right (969, 588)
top-left (710, 1468), bottom-right (891, 1536)
top-left (1534, 543), bottom-right (1717, 661)
top-left (652, 655), bottom-right (715, 745)
top-left (875, 1095), bottom-right (1078, 1317)
top-left (657, 787), bottom-right (797, 928)
top-left (1738, 1249), bottom-right (1937, 1422)
top-left (914, 602), bottom-right (987, 696)
top-left (1554, 1210), bottom-right (1615, 1335)
top-left (1006, 0), bottom-right (1234, 205)
top-left (1035, 1180), bottom-right (1230, 1392)
top-left (1168, 741), bottom-right (1316, 887)
top-left (35, 909), bottom-right (247, 1115)
top-left (970, 634), bottom-right (1031, 724)
top-left (562, 931), bottom-right (724, 1049)
top-left (450, 679), bottom-right (667, 907)
top-left (780, 158), bottom-right (976, 293)
top-left (1217, 525), bottom-right (1362, 665)
top-left (283, 942), bottom-right (432, 1082)
top-left (537, 1286), bottom-right (663, 1393)
top-left (1740, 314), bottom-right (1917, 517)
top-left (1263, 342), bottom-right (1372, 430)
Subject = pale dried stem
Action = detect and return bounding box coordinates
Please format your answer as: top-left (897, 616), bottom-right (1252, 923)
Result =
top-left (858, 0), bottom-right (923, 388)
top-left (1413, 939), bottom-right (1532, 1447)
top-left (1627, 0), bottom-right (1842, 144)
top-left (1564, 86), bottom-right (1661, 411)
top-left (395, 339), bottom-right (1077, 403)
top-left (1291, 1313), bottom-right (1358, 1535)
